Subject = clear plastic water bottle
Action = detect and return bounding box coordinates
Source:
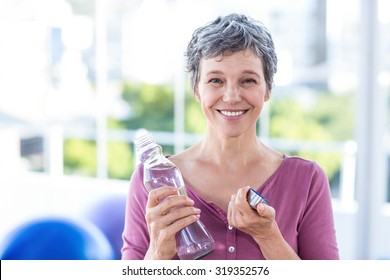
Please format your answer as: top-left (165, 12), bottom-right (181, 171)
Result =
top-left (134, 129), bottom-right (215, 260)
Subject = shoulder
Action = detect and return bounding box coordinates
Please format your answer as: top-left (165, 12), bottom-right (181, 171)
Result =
top-left (128, 163), bottom-right (148, 196)
top-left (131, 162), bottom-right (144, 180)
top-left (271, 156), bottom-right (332, 212)
top-left (283, 155), bottom-right (324, 173)
top-left (279, 155), bottom-right (328, 186)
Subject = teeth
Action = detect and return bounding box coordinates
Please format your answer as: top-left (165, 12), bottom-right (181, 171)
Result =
top-left (220, 110), bottom-right (245, 117)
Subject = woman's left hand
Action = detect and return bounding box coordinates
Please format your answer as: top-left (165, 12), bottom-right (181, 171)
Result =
top-left (227, 186), bottom-right (276, 240)
top-left (227, 186), bottom-right (301, 260)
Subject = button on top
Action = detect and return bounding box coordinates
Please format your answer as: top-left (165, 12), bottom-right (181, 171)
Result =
top-left (228, 246), bottom-right (235, 253)
top-left (228, 225), bottom-right (233, 230)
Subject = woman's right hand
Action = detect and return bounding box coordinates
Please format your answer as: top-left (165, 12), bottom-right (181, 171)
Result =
top-left (144, 186), bottom-right (201, 260)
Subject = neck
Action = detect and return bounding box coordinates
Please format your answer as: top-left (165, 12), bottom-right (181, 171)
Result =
top-left (196, 128), bottom-right (264, 167)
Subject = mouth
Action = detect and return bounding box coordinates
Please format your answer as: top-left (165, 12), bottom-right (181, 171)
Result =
top-left (218, 110), bottom-right (249, 117)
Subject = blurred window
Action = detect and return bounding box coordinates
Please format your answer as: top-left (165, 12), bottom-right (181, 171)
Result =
top-left (1, 0), bottom-right (389, 204)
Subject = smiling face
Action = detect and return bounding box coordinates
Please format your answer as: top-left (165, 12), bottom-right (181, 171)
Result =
top-left (195, 49), bottom-right (270, 138)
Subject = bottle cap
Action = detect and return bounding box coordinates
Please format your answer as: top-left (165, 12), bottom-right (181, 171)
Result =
top-left (247, 188), bottom-right (269, 209)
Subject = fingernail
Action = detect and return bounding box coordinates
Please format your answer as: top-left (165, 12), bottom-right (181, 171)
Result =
top-left (188, 198), bottom-right (195, 204)
top-left (258, 202), bottom-right (266, 211)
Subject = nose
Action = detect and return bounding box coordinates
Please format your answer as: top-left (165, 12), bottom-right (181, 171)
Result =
top-left (223, 83), bottom-right (241, 104)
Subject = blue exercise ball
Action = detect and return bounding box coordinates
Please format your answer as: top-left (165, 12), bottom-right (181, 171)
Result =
top-left (86, 195), bottom-right (127, 259)
top-left (0, 218), bottom-right (115, 260)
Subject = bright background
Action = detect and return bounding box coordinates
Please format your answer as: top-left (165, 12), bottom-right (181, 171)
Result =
top-left (0, 0), bottom-right (389, 259)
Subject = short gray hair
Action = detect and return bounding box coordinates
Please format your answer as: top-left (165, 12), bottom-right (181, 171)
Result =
top-left (185, 13), bottom-right (278, 92)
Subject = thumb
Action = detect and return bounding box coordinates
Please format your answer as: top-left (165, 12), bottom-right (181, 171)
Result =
top-left (256, 202), bottom-right (274, 217)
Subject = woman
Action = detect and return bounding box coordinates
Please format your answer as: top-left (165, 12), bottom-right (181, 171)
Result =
top-left (121, 13), bottom-right (339, 260)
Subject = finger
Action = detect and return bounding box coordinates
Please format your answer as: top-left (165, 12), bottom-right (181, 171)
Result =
top-left (168, 213), bottom-right (200, 234)
top-left (237, 186), bottom-right (252, 210)
top-left (227, 194), bottom-right (236, 227)
top-left (229, 193), bottom-right (236, 210)
top-left (149, 207), bottom-right (201, 239)
top-left (256, 202), bottom-right (275, 220)
top-left (146, 186), bottom-right (178, 208)
top-left (151, 212), bottom-right (200, 250)
top-left (158, 195), bottom-right (194, 216)
top-left (165, 207), bottom-right (201, 225)
top-left (145, 194), bottom-right (195, 229)
top-left (227, 201), bottom-right (233, 227)
top-left (148, 205), bottom-right (200, 228)
top-left (237, 186), bottom-right (251, 201)
top-left (232, 186), bottom-right (252, 214)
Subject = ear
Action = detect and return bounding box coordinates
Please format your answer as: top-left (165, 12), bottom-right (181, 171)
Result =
top-left (264, 90), bottom-right (270, 102)
top-left (194, 89), bottom-right (201, 102)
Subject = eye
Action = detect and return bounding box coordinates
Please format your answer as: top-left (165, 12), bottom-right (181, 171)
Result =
top-left (208, 78), bottom-right (223, 84)
top-left (242, 78), bottom-right (257, 84)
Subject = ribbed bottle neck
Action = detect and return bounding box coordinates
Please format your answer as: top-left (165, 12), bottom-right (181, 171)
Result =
top-left (134, 130), bottom-right (161, 162)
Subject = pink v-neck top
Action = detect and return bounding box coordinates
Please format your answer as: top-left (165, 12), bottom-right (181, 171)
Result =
top-left (121, 156), bottom-right (339, 260)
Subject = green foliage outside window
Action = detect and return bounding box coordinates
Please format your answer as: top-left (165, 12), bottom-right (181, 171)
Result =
top-left (269, 92), bottom-right (355, 187)
top-left (64, 139), bottom-right (134, 180)
top-left (121, 83), bottom-right (175, 131)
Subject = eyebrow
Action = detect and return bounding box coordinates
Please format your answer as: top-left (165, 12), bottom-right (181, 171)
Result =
top-left (205, 70), bottom-right (261, 78)
top-left (205, 70), bottom-right (223, 76)
top-left (242, 70), bottom-right (261, 78)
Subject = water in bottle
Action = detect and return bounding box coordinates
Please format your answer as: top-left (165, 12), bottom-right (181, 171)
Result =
top-left (135, 129), bottom-right (215, 260)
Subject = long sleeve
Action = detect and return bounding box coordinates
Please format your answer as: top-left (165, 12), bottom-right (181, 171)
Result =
top-left (260, 157), bottom-right (339, 260)
top-left (121, 164), bottom-right (149, 260)
top-left (295, 162), bottom-right (339, 259)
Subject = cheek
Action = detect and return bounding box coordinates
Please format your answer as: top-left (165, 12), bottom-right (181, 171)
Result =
top-left (252, 88), bottom-right (269, 104)
top-left (246, 92), bottom-right (264, 106)
top-left (199, 97), bottom-right (214, 113)
top-left (196, 88), bottom-right (219, 108)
